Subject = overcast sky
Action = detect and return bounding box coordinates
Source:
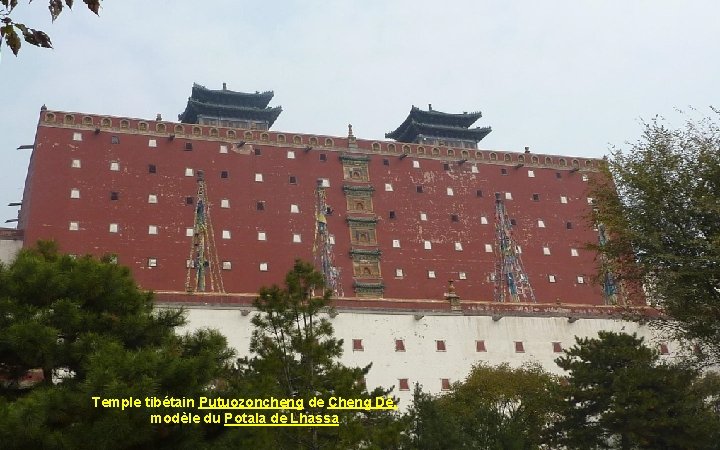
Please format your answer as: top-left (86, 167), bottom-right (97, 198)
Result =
top-left (1, 1), bottom-right (719, 224)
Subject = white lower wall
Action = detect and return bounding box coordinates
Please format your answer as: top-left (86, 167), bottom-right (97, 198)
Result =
top-left (176, 307), bottom-right (673, 410)
top-left (0, 238), bottom-right (22, 264)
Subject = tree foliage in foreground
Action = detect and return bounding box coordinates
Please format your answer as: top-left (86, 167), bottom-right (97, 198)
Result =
top-left (217, 260), bottom-right (405, 449)
top-left (591, 110), bottom-right (720, 364)
top-left (1, 0), bottom-right (100, 55)
top-left (0, 242), bottom-right (236, 449)
top-left (403, 363), bottom-right (557, 450)
top-left (549, 331), bottom-right (720, 449)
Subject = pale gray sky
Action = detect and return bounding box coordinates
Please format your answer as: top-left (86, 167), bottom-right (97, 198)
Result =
top-left (2, 1), bottom-right (719, 223)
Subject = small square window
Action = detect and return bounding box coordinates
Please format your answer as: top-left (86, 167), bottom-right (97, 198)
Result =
top-left (510, 218), bottom-right (517, 226)
top-left (392, 239), bottom-right (401, 248)
top-left (184, 142), bottom-right (193, 151)
top-left (329, 235), bottom-right (335, 245)
top-left (385, 183), bottom-right (393, 192)
top-left (256, 201), bottom-right (265, 211)
top-left (659, 343), bottom-right (669, 355)
top-left (148, 194), bottom-right (157, 204)
top-left (560, 196), bottom-right (568, 204)
top-left (287, 150), bottom-right (295, 159)
top-left (548, 275), bottom-right (556, 283)
top-left (485, 244), bottom-right (493, 253)
top-left (186, 228), bottom-right (194, 237)
top-left (553, 342), bottom-right (563, 353)
top-left (416, 185), bottom-right (424, 193)
top-left (319, 178), bottom-right (330, 187)
top-left (148, 164), bottom-right (156, 174)
top-left (68, 221), bottom-right (79, 231)
top-left (420, 212), bottom-right (427, 221)
top-left (480, 216), bottom-right (488, 225)
top-left (577, 276), bottom-right (585, 284)
top-left (412, 160), bottom-right (420, 168)
top-left (538, 220), bottom-right (545, 228)
top-left (290, 204), bottom-right (299, 213)
top-left (505, 192), bottom-right (512, 200)
top-left (395, 339), bottom-right (405, 352)
top-left (222, 261), bottom-right (232, 270)
top-left (451, 214), bottom-right (459, 222)
top-left (532, 193), bottom-right (540, 201)
top-left (222, 230), bottom-right (231, 239)
top-left (436, 340), bottom-right (446, 351)
top-left (424, 241), bottom-right (432, 250)
top-left (148, 225), bottom-right (158, 235)
top-left (501, 168), bottom-right (508, 175)
top-left (476, 340), bottom-right (487, 352)
top-left (293, 233), bottom-right (302, 243)
top-left (289, 176), bottom-right (297, 184)
top-left (186, 259), bottom-right (194, 269)
top-left (257, 231), bottom-right (267, 241)
top-left (185, 196), bottom-right (193, 205)
top-left (582, 174), bottom-right (589, 182)
top-left (110, 161), bottom-right (120, 171)
top-left (147, 258), bottom-right (157, 268)
top-left (459, 271), bottom-right (467, 280)
top-left (515, 341), bottom-right (525, 353)
top-left (476, 189), bottom-right (483, 197)
top-left (571, 248), bottom-right (579, 257)
top-left (471, 165), bottom-right (479, 173)
top-left (255, 173), bottom-right (263, 182)
top-left (427, 270), bottom-right (436, 279)
top-left (395, 268), bottom-right (404, 278)
top-left (447, 187), bottom-right (454, 196)
top-left (441, 378), bottom-right (451, 391)
top-left (352, 339), bottom-right (363, 351)
top-left (71, 159), bottom-right (81, 168)
top-left (185, 168), bottom-right (193, 177)
top-left (566, 222), bottom-right (573, 229)
top-left (383, 159), bottom-right (389, 166)
top-left (528, 170), bottom-right (535, 178)
top-left (148, 139), bottom-right (157, 147)
top-left (516, 245), bottom-right (523, 254)
top-left (254, 147), bottom-right (261, 155)
top-left (220, 145), bottom-right (228, 154)
top-left (543, 246), bottom-right (551, 255)
top-left (319, 153), bottom-right (327, 162)
top-left (399, 379), bottom-right (410, 391)
top-left (443, 163), bottom-right (450, 171)
top-left (221, 199), bottom-right (230, 208)
top-left (110, 191), bottom-right (119, 201)
top-left (109, 223), bottom-right (119, 233)
top-left (495, 192), bottom-right (501, 200)
top-left (73, 132), bottom-right (82, 141)
top-left (259, 262), bottom-right (268, 271)
top-left (221, 170), bottom-right (229, 179)
top-left (389, 210), bottom-right (396, 219)
top-left (70, 188), bottom-right (80, 199)
top-left (587, 197), bottom-right (594, 204)
top-left (556, 172), bottom-right (562, 179)
top-left (454, 242), bottom-right (463, 251)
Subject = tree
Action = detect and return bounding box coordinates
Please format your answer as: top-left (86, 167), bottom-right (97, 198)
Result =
top-left (0, 242), bottom-right (236, 449)
top-left (549, 331), bottom-right (719, 449)
top-left (591, 110), bottom-right (720, 364)
top-left (403, 363), bottom-right (558, 449)
top-left (217, 260), bottom-right (405, 449)
top-left (1, 0), bottom-right (100, 55)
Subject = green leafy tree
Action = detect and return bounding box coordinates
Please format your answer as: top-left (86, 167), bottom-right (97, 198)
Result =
top-left (218, 260), bottom-right (405, 449)
top-left (591, 110), bottom-right (720, 364)
top-left (549, 331), bottom-right (719, 449)
top-left (403, 363), bottom-right (558, 450)
top-left (0, 242), bottom-right (236, 449)
top-left (1, 0), bottom-right (100, 55)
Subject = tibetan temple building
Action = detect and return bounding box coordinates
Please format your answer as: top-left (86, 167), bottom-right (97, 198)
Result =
top-left (11, 84), bottom-right (665, 406)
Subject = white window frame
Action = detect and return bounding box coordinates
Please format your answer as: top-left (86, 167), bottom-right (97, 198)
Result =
top-left (255, 173), bottom-right (263, 182)
top-left (185, 168), bottom-right (193, 177)
top-left (412, 160), bottom-right (420, 168)
top-left (109, 223), bottom-right (119, 233)
top-left (505, 192), bottom-right (513, 200)
top-left (69, 221), bottom-right (79, 231)
top-left (571, 248), bottom-right (579, 257)
top-left (186, 228), bottom-right (194, 237)
top-left (543, 246), bottom-right (551, 255)
top-left (110, 161), bottom-right (120, 171)
top-left (424, 240), bottom-right (432, 250)
top-left (292, 233), bottom-right (302, 243)
top-left (528, 170), bottom-right (535, 178)
top-left (221, 199), bottom-right (230, 208)
top-left (71, 159), bottom-right (81, 168)
top-left (287, 150), bottom-right (295, 159)
top-left (538, 219), bottom-right (545, 228)
top-left (454, 242), bottom-right (463, 251)
top-left (148, 194), bottom-right (158, 204)
top-left (485, 244), bottom-right (493, 253)
top-left (259, 262), bottom-right (269, 272)
top-left (420, 212), bottom-right (427, 221)
top-left (222, 230), bottom-right (231, 239)
top-left (385, 183), bottom-right (393, 192)
top-left (427, 270), bottom-right (436, 279)
top-left (72, 132), bottom-right (82, 141)
top-left (220, 145), bottom-right (228, 154)
top-left (447, 187), bottom-right (454, 196)
top-left (290, 204), bottom-right (300, 213)
top-left (70, 188), bottom-right (80, 199)
top-left (257, 231), bottom-right (267, 241)
top-left (548, 275), bottom-right (556, 283)
top-left (148, 139), bottom-right (157, 148)
top-left (148, 225), bottom-right (158, 235)
top-left (480, 216), bottom-right (488, 225)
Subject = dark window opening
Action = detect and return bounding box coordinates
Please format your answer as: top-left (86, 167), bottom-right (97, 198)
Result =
top-left (476, 340), bottom-right (487, 352)
top-left (495, 192), bottom-right (501, 200)
top-left (510, 218), bottom-right (517, 226)
top-left (566, 222), bottom-right (573, 229)
top-left (501, 168), bottom-right (508, 175)
top-left (186, 196), bottom-right (194, 205)
top-left (256, 201), bottom-right (265, 211)
top-left (515, 341), bottom-right (525, 353)
top-left (352, 339), bottom-right (363, 351)
top-left (254, 147), bottom-right (261, 155)
top-left (319, 153), bottom-right (327, 161)
top-left (395, 339), bottom-right (405, 352)
top-left (399, 379), bottom-right (410, 390)
top-left (443, 163), bottom-right (450, 171)
top-left (111, 136), bottom-right (119, 144)
top-left (532, 193), bottom-right (540, 201)
top-left (148, 164), bottom-right (156, 174)
top-left (289, 176), bottom-right (297, 184)
top-left (476, 190), bottom-right (483, 197)
top-left (451, 214), bottom-right (459, 222)
top-left (436, 340), bottom-right (446, 351)
top-left (553, 342), bottom-right (563, 353)
top-left (220, 170), bottom-right (229, 179)
top-left (416, 185), bottom-right (424, 193)
top-left (389, 211), bottom-right (396, 219)
top-left (556, 172), bottom-right (562, 179)
top-left (185, 142), bottom-right (193, 151)
top-left (110, 192), bottom-right (119, 200)
top-left (383, 159), bottom-right (389, 166)
top-left (441, 378), bottom-right (451, 390)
